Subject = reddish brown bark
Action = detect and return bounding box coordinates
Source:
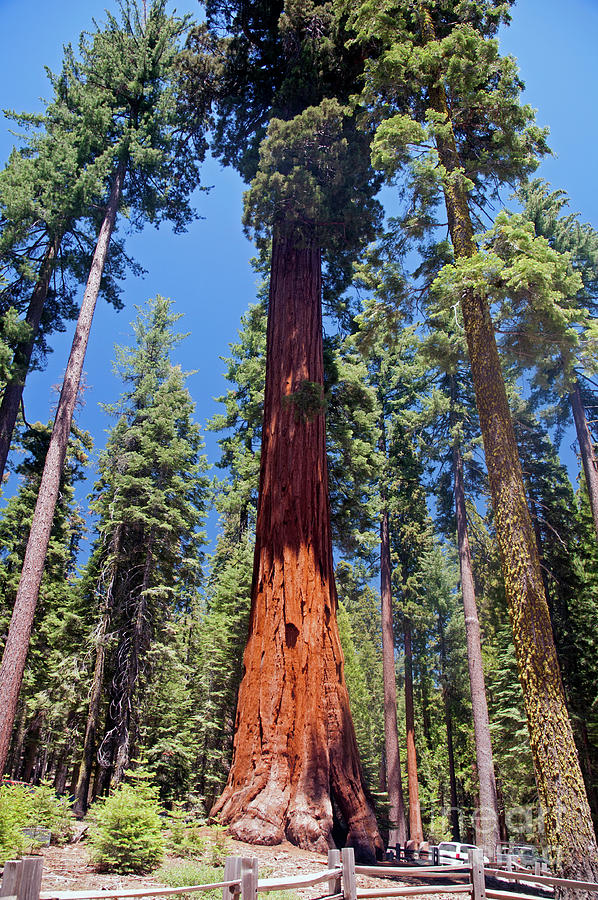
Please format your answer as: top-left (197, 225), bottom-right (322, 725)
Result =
top-left (211, 227), bottom-right (382, 862)
top-left (0, 231), bottom-right (63, 482)
top-left (570, 380), bottom-right (598, 543)
top-left (452, 434), bottom-right (500, 858)
top-left (379, 425), bottom-right (407, 845)
top-left (403, 621), bottom-right (422, 844)
top-left (0, 161), bottom-right (125, 776)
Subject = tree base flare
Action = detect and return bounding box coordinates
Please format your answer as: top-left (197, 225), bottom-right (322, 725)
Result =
top-left (211, 230), bottom-right (382, 866)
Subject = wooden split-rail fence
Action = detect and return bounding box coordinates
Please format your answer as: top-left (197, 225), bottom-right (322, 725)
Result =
top-left (3, 849), bottom-right (598, 900)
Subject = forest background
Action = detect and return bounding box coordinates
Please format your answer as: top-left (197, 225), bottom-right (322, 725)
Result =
top-left (0, 0), bottom-right (598, 874)
top-left (0, 0), bottom-right (596, 516)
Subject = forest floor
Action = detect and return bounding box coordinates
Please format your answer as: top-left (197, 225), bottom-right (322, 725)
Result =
top-left (39, 833), bottom-right (466, 900)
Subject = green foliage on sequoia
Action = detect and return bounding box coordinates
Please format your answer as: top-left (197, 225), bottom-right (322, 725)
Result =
top-left (244, 99), bottom-right (381, 257)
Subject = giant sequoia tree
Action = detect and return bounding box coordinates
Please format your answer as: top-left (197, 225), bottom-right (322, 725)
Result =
top-left (204, 0), bottom-right (382, 857)
top-left (352, 0), bottom-right (598, 881)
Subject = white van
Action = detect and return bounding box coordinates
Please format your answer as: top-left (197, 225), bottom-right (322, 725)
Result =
top-left (438, 842), bottom-right (489, 865)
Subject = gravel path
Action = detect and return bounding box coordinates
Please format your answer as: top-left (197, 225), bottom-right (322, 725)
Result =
top-left (39, 836), bottom-right (467, 900)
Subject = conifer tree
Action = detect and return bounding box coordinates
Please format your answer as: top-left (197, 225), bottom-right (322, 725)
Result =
top-left (204, 0), bottom-right (383, 857)
top-left (0, 0), bottom-right (209, 776)
top-left (513, 400), bottom-right (598, 828)
top-left (0, 43), bottom-right (134, 480)
top-left (196, 299), bottom-right (265, 805)
top-left (419, 293), bottom-right (501, 855)
top-left (74, 296), bottom-right (209, 812)
top-left (335, 561), bottom-right (385, 794)
top-left (0, 422), bottom-right (90, 781)
top-left (350, 294), bottom-right (432, 846)
top-left (516, 180), bottom-right (598, 542)
top-left (352, 0), bottom-right (598, 877)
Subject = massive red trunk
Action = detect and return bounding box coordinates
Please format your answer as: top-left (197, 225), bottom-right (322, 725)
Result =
top-left (211, 227), bottom-right (382, 862)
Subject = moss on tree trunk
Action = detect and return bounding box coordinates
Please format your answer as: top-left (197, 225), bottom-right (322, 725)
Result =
top-left (419, 6), bottom-right (598, 885)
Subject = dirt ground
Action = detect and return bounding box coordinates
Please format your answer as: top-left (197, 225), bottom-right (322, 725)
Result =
top-left (38, 831), bottom-right (467, 900)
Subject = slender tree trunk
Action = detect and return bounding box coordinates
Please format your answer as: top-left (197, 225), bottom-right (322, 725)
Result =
top-left (22, 712), bottom-right (44, 782)
top-left (0, 232), bottom-right (62, 481)
top-left (380, 417), bottom-right (407, 846)
top-left (419, 7), bottom-right (598, 883)
top-left (439, 617), bottom-right (460, 841)
top-left (0, 161), bottom-right (125, 775)
top-left (73, 557), bottom-right (118, 817)
top-left (570, 380), bottom-right (598, 542)
top-left (211, 226), bottom-right (382, 861)
top-left (452, 426), bottom-right (500, 858)
top-left (112, 528), bottom-right (155, 786)
top-left (445, 703), bottom-right (460, 841)
top-left (7, 702), bottom-right (26, 778)
top-left (403, 621), bottom-right (423, 844)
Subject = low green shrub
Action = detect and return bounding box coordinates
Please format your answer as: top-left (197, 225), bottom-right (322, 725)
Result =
top-left (89, 781), bottom-right (165, 873)
top-left (157, 860), bottom-right (223, 900)
top-left (0, 780), bottom-right (75, 863)
top-left (30, 781), bottom-right (74, 844)
top-left (158, 859), bottom-right (298, 900)
top-left (165, 810), bottom-right (229, 865)
top-left (0, 783), bottom-right (31, 864)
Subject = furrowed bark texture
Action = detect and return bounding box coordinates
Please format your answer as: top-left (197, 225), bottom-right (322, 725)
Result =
top-left (211, 228), bottom-right (382, 862)
top-left (0, 162), bottom-right (125, 776)
top-left (419, 7), bottom-right (598, 883)
top-left (570, 381), bottom-right (598, 543)
top-left (403, 621), bottom-right (423, 844)
top-left (380, 419), bottom-right (407, 846)
top-left (0, 231), bottom-right (62, 481)
top-left (452, 436), bottom-right (500, 857)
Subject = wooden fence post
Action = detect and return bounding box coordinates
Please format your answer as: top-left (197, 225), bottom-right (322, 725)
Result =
top-left (0, 860), bottom-right (21, 900)
top-left (327, 850), bottom-right (341, 897)
top-left (0, 857), bottom-right (43, 900)
top-left (223, 857), bottom-right (242, 900)
top-left (240, 857), bottom-right (258, 900)
top-left (341, 847), bottom-right (356, 900)
top-left (470, 848), bottom-right (486, 900)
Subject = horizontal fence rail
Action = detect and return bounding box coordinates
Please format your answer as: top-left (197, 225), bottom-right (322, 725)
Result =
top-left (355, 886), bottom-right (473, 898)
top-left (355, 866), bottom-right (469, 879)
top-left (4, 845), bottom-right (598, 900)
top-left (258, 867), bottom-right (342, 892)
top-left (485, 867), bottom-right (598, 892)
top-left (39, 883), bottom-right (241, 900)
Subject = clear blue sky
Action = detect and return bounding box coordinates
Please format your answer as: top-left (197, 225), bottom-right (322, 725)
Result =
top-left (0, 0), bottom-right (596, 546)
